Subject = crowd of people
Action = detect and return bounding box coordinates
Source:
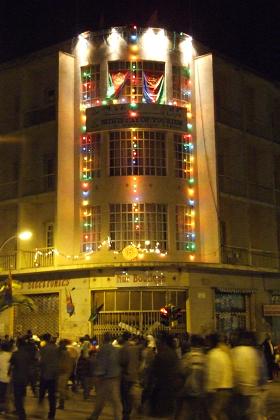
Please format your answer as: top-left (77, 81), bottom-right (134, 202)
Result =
top-left (0, 328), bottom-right (278, 420)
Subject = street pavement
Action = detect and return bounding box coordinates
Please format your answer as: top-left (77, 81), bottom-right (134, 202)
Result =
top-left (2, 379), bottom-right (280, 419)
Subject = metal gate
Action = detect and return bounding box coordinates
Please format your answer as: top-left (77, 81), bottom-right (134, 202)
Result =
top-left (14, 293), bottom-right (59, 337)
top-left (92, 310), bottom-right (186, 343)
top-left (91, 289), bottom-right (187, 342)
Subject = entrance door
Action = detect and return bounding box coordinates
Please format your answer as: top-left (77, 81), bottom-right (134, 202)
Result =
top-left (14, 293), bottom-right (59, 337)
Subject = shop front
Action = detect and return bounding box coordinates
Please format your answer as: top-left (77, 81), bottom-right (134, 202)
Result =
top-left (90, 271), bottom-right (188, 341)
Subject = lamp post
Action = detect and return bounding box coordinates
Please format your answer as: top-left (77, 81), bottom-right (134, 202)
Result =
top-left (0, 231), bottom-right (32, 253)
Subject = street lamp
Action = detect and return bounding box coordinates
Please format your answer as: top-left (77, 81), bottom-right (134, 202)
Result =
top-left (0, 231), bottom-right (32, 252)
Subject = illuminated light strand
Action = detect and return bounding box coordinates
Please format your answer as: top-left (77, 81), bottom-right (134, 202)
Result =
top-left (183, 66), bottom-right (196, 261)
top-left (32, 237), bottom-right (167, 265)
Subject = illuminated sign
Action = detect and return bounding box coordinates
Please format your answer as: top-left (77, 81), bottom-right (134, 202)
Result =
top-left (86, 103), bottom-right (188, 132)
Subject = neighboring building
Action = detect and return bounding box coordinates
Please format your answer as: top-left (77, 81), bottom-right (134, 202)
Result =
top-left (0, 26), bottom-right (280, 343)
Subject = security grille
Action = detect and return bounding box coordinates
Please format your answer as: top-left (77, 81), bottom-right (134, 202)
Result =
top-left (92, 310), bottom-right (186, 343)
top-left (91, 289), bottom-right (187, 342)
top-left (14, 293), bottom-right (59, 337)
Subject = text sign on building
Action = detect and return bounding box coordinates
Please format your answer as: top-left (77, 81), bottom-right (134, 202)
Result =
top-left (116, 273), bottom-right (166, 287)
top-left (21, 279), bottom-right (70, 291)
top-left (86, 103), bottom-right (188, 132)
top-left (263, 304), bottom-right (280, 316)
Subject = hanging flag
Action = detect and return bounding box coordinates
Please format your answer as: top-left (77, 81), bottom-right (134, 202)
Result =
top-left (65, 288), bottom-right (75, 317)
top-left (88, 303), bottom-right (104, 323)
top-left (4, 271), bottom-right (13, 305)
top-left (143, 72), bottom-right (165, 104)
top-left (107, 71), bottom-right (130, 99)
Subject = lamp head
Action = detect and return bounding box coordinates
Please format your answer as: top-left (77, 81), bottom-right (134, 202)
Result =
top-left (18, 231), bottom-right (32, 241)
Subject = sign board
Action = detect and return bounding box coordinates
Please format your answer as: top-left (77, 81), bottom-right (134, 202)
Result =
top-left (21, 279), bottom-right (70, 291)
top-left (86, 103), bottom-right (188, 132)
top-left (116, 273), bottom-right (166, 287)
top-left (263, 304), bottom-right (280, 316)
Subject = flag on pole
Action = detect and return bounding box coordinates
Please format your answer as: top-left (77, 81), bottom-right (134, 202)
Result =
top-left (65, 288), bottom-right (75, 317)
top-left (88, 303), bottom-right (104, 323)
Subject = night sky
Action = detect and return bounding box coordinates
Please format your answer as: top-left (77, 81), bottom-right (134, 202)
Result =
top-left (1, 0), bottom-right (279, 81)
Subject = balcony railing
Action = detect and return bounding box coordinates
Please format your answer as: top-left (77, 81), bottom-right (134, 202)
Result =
top-left (21, 248), bottom-right (55, 269)
top-left (221, 245), bottom-right (280, 269)
top-left (219, 175), bottom-right (276, 205)
top-left (0, 253), bottom-right (17, 271)
top-left (0, 245), bottom-right (279, 272)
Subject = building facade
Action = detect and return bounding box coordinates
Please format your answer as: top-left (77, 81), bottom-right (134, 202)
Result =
top-left (0, 26), bottom-right (280, 343)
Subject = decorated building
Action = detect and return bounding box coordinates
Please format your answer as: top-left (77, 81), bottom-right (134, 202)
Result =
top-left (0, 26), bottom-right (280, 342)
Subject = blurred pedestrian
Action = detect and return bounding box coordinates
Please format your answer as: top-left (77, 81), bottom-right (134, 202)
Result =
top-left (38, 333), bottom-right (59, 419)
top-left (231, 330), bottom-right (263, 420)
top-left (262, 333), bottom-right (275, 381)
top-left (119, 333), bottom-right (142, 420)
top-left (139, 335), bottom-right (156, 413)
top-left (87, 333), bottom-right (122, 420)
top-left (0, 341), bottom-right (12, 415)
top-left (175, 334), bottom-right (206, 420)
top-left (76, 350), bottom-right (91, 399)
top-left (10, 337), bottom-right (32, 420)
top-left (147, 332), bottom-right (181, 418)
top-left (205, 333), bottom-right (233, 420)
top-left (57, 339), bottom-right (73, 409)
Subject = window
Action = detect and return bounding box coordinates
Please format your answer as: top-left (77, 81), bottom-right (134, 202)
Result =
top-left (81, 65), bottom-right (100, 106)
top-left (110, 203), bottom-right (167, 251)
top-left (172, 65), bottom-right (191, 106)
top-left (215, 292), bottom-right (248, 331)
top-left (81, 133), bottom-right (101, 180)
top-left (82, 206), bottom-right (101, 252)
top-left (176, 205), bottom-right (195, 251)
top-left (109, 130), bottom-right (166, 176)
top-left (43, 154), bottom-right (56, 191)
top-left (143, 61), bottom-right (165, 104)
top-left (107, 61), bottom-right (134, 101)
top-left (45, 223), bottom-right (54, 248)
top-left (107, 60), bottom-right (165, 104)
top-left (92, 289), bottom-right (186, 311)
top-left (174, 133), bottom-right (193, 178)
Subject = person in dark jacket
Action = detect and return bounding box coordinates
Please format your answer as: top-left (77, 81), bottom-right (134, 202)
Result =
top-left (10, 338), bottom-right (32, 420)
top-left (262, 333), bottom-right (275, 381)
top-left (76, 350), bottom-right (91, 399)
top-left (87, 333), bottom-right (122, 420)
top-left (38, 333), bottom-right (59, 419)
top-left (57, 339), bottom-right (74, 409)
top-left (119, 333), bottom-right (142, 420)
top-left (147, 332), bottom-right (181, 418)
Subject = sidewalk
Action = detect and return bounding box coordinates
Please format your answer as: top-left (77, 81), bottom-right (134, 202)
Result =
top-left (2, 379), bottom-right (280, 419)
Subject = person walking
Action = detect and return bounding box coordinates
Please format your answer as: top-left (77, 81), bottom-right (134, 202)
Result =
top-left (9, 337), bottom-right (32, 420)
top-left (76, 349), bottom-right (91, 399)
top-left (205, 333), bottom-right (233, 420)
top-left (0, 341), bottom-right (12, 415)
top-left (147, 332), bottom-right (181, 418)
top-left (57, 339), bottom-right (74, 409)
top-left (231, 330), bottom-right (263, 420)
top-left (38, 333), bottom-right (59, 419)
top-left (175, 334), bottom-right (206, 420)
top-left (87, 333), bottom-right (122, 420)
top-left (262, 333), bottom-right (275, 381)
top-left (119, 333), bottom-right (142, 420)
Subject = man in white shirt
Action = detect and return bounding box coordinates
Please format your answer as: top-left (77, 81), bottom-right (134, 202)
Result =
top-left (0, 342), bottom-right (12, 414)
top-left (206, 333), bottom-right (233, 420)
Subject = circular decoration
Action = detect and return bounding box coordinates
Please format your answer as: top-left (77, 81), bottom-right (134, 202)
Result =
top-left (122, 245), bottom-right (138, 260)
